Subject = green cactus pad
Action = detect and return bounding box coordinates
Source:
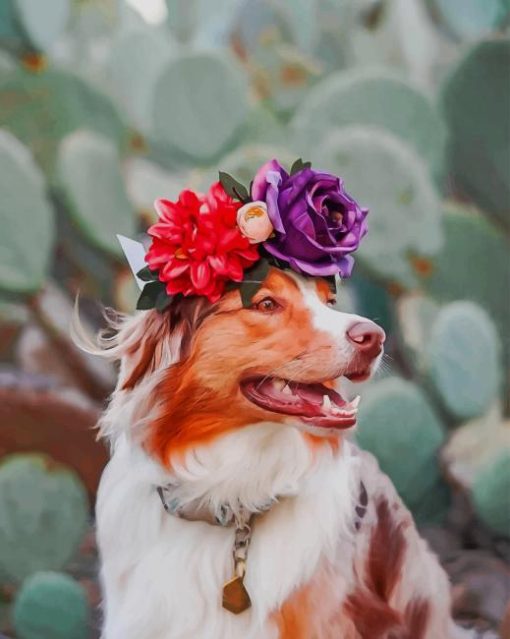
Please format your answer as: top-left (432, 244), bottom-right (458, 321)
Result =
top-left (472, 452), bottom-right (510, 536)
top-left (13, 571), bottom-right (89, 639)
top-left (440, 39), bottom-right (510, 226)
top-left (350, 270), bottom-right (395, 336)
top-left (356, 377), bottom-right (445, 508)
top-left (293, 69), bottom-right (447, 178)
top-left (197, 143), bottom-right (295, 192)
top-left (0, 67), bottom-right (127, 177)
top-left (108, 27), bottom-right (174, 134)
top-left (422, 204), bottom-right (510, 386)
top-left (428, 301), bottom-right (501, 420)
top-left (56, 130), bottom-right (136, 258)
top-left (397, 293), bottom-right (440, 373)
top-left (152, 52), bottom-right (249, 162)
top-left (431, 0), bottom-right (508, 40)
top-left (0, 0), bottom-right (70, 54)
top-left (312, 126), bottom-right (442, 287)
top-left (0, 130), bottom-right (54, 294)
top-left (0, 454), bottom-right (88, 582)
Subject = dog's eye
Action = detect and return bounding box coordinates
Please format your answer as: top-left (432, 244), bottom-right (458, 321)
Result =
top-left (253, 297), bottom-right (280, 313)
top-left (326, 298), bottom-right (337, 307)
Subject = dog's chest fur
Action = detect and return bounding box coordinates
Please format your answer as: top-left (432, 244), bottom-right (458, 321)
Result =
top-left (96, 424), bottom-right (361, 639)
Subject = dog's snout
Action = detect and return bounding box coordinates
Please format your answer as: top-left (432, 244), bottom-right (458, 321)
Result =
top-left (346, 321), bottom-right (385, 357)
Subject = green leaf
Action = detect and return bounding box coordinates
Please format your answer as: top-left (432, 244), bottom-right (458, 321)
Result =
top-left (218, 171), bottom-right (250, 203)
top-left (136, 266), bottom-right (158, 282)
top-left (155, 289), bottom-right (173, 312)
top-left (136, 281), bottom-right (165, 310)
top-left (290, 158), bottom-right (311, 175)
top-left (240, 281), bottom-right (263, 308)
top-left (239, 258), bottom-right (271, 307)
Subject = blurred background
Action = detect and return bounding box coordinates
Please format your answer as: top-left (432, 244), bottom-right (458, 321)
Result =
top-left (0, 0), bottom-right (509, 637)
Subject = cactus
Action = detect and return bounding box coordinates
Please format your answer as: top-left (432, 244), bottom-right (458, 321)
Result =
top-left (0, 130), bottom-right (54, 294)
top-left (356, 377), bottom-right (446, 510)
top-left (0, 0), bottom-right (70, 54)
top-left (440, 39), bottom-right (510, 226)
top-left (243, 106), bottom-right (290, 149)
top-left (430, 0), bottom-right (508, 40)
top-left (428, 301), bottom-right (501, 420)
top-left (350, 270), bottom-right (395, 336)
top-left (197, 143), bottom-right (295, 192)
top-left (0, 454), bottom-right (88, 582)
top-left (421, 204), bottom-right (510, 384)
top-left (442, 403), bottom-right (510, 489)
top-left (472, 452), bottom-right (510, 536)
top-left (108, 27), bottom-right (174, 134)
top-left (397, 293), bottom-right (439, 373)
top-left (123, 156), bottom-right (187, 221)
top-left (312, 126), bottom-right (443, 287)
top-left (0, 67), bottom-right (127, 177)
top-left (152, 52), bottom-right (249, 162)
top-left (13, 571), bottom-right (89, 639)
top-left (292, 69), bottom-right (447, 178)
top-left (56, 129), bottom-right (136, 258)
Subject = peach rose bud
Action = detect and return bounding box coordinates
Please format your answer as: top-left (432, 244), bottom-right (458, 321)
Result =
top-left (237, 201), bottom-right (273, 243)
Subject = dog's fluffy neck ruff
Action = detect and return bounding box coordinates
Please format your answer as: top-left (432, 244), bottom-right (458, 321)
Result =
top-left (112, 420), bottom-right (357, 529)
top-left (97, 422), bottom-right (360, 638)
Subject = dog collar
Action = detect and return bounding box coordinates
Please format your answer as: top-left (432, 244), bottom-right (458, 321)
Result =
top-left (156, 480), bottom-right (368, 615)
top-left (156, 485), bottom-right (275, 614)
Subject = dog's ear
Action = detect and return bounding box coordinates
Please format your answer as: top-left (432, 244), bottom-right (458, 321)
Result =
top-left (120, 310), bottom-right (172, 390)
top-left (119, 297), bottom-right (214, 390)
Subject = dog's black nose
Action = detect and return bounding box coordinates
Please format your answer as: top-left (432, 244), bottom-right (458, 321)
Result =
top-left (346, 321), bottom-right (386, 357)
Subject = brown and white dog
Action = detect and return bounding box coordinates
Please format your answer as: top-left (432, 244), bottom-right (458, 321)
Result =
top-left (84, 268), bottom-right (467, 639)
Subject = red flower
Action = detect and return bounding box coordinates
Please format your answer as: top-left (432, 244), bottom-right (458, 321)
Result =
top-left (146, 182), bottom-right (260, 302)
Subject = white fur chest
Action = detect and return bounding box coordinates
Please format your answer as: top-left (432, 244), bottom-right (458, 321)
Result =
top-left (96, 425), bottom-right (360, 639)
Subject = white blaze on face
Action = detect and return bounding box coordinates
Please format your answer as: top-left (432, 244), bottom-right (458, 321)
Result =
top-left (289, 273), bottom-right (371, 360)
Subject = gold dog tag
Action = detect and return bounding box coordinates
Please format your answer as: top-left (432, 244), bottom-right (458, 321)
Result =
top-left (222, 574), bottom-right (251, 614)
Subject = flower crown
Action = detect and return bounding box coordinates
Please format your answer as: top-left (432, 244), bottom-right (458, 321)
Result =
top-left (136, 158), bottom-right (368, 311)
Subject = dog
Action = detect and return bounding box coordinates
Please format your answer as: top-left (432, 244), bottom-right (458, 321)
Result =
top-left (84, 267), bottom-right (466, 639)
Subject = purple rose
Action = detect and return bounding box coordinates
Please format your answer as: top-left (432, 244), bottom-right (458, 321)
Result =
top-left (252, 159), bottom-right (368, 278)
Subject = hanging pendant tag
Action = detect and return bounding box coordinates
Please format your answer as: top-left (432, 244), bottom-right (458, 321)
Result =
top-left (222, 575), bottom-right (251, 614)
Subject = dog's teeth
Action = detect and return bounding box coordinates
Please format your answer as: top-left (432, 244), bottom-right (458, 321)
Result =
top-left (273, 378), bottom-right (286, 392)
top-left (350, 395), bottom-right (361, 409)
top-left (282, 384), bottom-right (292, 395)
top-left (322, 394), bottom-right (332, 411)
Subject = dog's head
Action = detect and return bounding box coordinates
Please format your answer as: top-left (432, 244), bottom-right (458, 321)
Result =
top-left (102, 267), bottom-right (384, 465)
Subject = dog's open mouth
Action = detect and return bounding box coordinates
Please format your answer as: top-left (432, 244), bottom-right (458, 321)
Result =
top-left (241, 377), bottom-right (359, 430)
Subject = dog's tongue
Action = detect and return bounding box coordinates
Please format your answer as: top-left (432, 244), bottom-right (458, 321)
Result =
top-left (244, 378), bottom-right (359, 427)
top-left (293, 383), bottom-right (344, 408)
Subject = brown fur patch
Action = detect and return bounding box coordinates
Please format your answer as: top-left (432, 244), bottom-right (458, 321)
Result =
top-left (344, 497), bottom-right (411, 638)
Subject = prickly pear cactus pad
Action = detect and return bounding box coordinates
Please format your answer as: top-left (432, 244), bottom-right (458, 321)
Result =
top-left (0, 68), bottom-right (127, 177)
top-left (0, 0), bottom-right (70, 54)
top-left (0, 130), bottom-right (54, 294)
top-left (13, 571), bottom-right (89, 639)
top-left (152, 52), bottom-right (249, 161)
top-left (293, 69), bottom-right (447, 178)
top-left (56, 129), bottom-right (137, 258)
top-left (313, 126), bottom-right (442, 287)
top-left (428, 301), bottom-right (501, 420)
top-left (0, 454), bottom-right (88, 582)
top-left (356, 377), bottom-right (445, 511)
top-left (440, 39), bottom-right (510, 226)
top-left (472, 452), bottom-right (510, 536)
